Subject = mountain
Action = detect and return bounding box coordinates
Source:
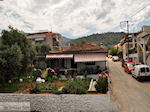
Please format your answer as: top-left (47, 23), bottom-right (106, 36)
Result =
top-left (69, 32), bottom-right (124, 48)
top-left (61, 36), bottom-right (72, 46)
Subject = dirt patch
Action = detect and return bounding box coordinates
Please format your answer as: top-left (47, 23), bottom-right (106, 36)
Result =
top-left (51, 81), bottom-right (65, 88)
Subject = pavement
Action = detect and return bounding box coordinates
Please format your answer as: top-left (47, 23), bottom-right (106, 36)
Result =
top-left (107, 58), bottom-right (150, 112)
top-left (0, 94), bottom-right (117, 112)
top-left (88, 79), bottom-right (96, 92)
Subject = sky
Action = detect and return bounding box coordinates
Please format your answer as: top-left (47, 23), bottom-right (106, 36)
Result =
top-left (0, 0), bottom-right (150, 39)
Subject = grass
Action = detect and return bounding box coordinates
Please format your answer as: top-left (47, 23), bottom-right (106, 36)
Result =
top-left (0, 73), bottom-right (33, 93)
top-left (0, 82), bottom-right (26, 93)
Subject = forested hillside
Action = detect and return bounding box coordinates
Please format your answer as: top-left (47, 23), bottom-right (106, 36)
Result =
top-left (69, 32), bottom-right (124, 48)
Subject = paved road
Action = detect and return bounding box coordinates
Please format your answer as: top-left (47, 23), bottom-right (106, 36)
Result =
top-left (107, 59), bottom-right (150, 112)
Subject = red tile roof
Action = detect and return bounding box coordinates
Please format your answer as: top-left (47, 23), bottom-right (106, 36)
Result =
top-left (65, 43), bottom-right (106, 52)
top-left (49, 51), bottom-right (63, 53)
top-left (27, 32), bottom-right (61, 36)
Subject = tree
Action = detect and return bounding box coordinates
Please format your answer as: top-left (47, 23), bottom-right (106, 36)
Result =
top-left (0, 44), bottom-right (23, 82)
top-left (1, 26), bottom-right (36, 73)
top-left (34, 43), bottom-right (51, 56)
top-left (0, 26), bottom-right (36, 82)
top-left (108, 47), bottom-right (119, 56)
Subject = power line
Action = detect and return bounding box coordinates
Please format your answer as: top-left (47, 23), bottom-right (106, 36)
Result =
top-left (129, 1), bottom-right (150, 19)
top-left (112, 1), bottom-right (150, 32)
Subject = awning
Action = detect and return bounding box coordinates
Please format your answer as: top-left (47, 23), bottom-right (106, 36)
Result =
top-left (46, 54), bottom-right (73, 59)
top-left (74, 53), bottom-right (106, 62)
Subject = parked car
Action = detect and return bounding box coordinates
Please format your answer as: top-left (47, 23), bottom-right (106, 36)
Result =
top-left (124, 62), bottom-right (135, 74)
top-left (112, 56), bottom-right (119, 61)
top-left (131, 65), bottom-right (150, 80)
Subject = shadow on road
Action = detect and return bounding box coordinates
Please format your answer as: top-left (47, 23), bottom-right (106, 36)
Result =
top-left (132, 76), bottom-right (150, 82)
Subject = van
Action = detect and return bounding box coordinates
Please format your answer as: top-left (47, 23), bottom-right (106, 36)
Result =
top-left (131, 65), bottom-right (150, 80)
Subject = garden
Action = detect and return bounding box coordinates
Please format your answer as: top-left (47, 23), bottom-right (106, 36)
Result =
top-left (0, 67), bottom-right (109, 94)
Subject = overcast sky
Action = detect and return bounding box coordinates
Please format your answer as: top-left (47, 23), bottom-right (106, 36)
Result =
top-left (0, 0), bottom-right (150, 38)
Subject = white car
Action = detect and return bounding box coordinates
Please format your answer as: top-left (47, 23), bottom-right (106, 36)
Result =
top-left (112, 56), bottom-right (119, 61)
top-left (131, 65), bottom-right (150, 80)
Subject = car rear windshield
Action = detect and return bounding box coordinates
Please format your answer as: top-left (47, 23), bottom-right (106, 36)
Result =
top-left (128, 64), bottom-right (134, 67)
top-left (140, 67), bottom-right (150, 73)
top-left (146, 68), bottom-right (150, 72)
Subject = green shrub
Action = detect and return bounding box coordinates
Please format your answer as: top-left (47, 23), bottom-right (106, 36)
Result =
top-left (57, 73), bottom-right (62, 79)
top-left (46, 84), bottom-right (52, 90)
top-left (51, 84), bottom-right (62, 94)
top-left (108, 47), bottom-right (118, 56)
top-left (47, 70), bottom-right (54, 78)
top-left (95, 76), bottom-right (108, 93)
top-left (0, 83), bottom-right (25, 93)
top-left (30, 84), bottom-right (43, 94)
top-left (62, 78), bottom-right (91, 94)
top-left (44, 76), bottom-right (58, 83)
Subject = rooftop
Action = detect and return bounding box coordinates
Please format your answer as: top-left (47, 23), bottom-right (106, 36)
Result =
top-left (65, 43), bottom-right (107, 52)
top-left (27, 32), bottom-right (61, 36)
top-left (48, 43), bottom-right (107, 54)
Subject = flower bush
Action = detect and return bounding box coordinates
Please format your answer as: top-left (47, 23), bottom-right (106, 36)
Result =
top-left (30, 84), bottom-right (43, 94)
top-left (46, 68), bottom-right (57, 78)
top-left (95, 71), bottom-right (108, 93)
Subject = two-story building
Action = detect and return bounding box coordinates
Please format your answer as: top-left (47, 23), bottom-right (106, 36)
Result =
top-left (26, 32), bottom-right (62, 50)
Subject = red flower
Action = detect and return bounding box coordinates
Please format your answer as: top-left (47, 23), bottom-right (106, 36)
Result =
top-left (51, 69), bottom-right (55, 73)
top-left (29, 88), bottom-right (32, 91)
top-left (103, 75), bottom-right (106, 79)
top-left (97, 73), bottom-right (102, 77)
top-left (105, 73), bottom-right (109, 78)
top-left (46, 68), bottom-right (53, 71)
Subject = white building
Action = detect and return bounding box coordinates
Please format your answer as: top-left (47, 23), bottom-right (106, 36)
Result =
top-left (121, 26), bottom-right (150, 66)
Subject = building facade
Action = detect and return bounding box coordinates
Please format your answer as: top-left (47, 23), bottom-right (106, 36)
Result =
top-left (27, 32), bottom-right (62, 50)
top-left (46, 43), bottom-right (108, 75)
top-left (121, 26), bottom-right (150, 66)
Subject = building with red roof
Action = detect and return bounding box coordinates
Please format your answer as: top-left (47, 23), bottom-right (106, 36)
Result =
top-left (27, 32), bottom-right (62, 50)
top-left (46, 43), bottom-right (108, 75)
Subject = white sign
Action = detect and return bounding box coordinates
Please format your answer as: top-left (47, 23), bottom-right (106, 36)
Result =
top-left (0, 102), bottom-right (30, 112)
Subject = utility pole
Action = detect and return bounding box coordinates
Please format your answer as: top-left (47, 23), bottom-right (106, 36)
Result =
top-left (120, 20), bottom-right (130, 60)
top-left (127, 21), bottom-right (130, 60)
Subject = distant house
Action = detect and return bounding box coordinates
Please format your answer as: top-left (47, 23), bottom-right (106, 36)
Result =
top-left (120, 25), bottom-right (150, 66)
top-left (46, 43), bottom-right (108, 75)
top-left (26, 32), bottom-right (62, 50)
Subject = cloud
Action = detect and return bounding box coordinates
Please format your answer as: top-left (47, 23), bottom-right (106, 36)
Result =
top-left (0, 0), bottom-right (150, 38)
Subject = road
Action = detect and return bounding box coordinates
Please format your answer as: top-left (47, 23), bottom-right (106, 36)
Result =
top-left (107, 58), bottom-right (150, 112)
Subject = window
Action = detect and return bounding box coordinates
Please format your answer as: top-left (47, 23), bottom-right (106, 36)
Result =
top-left (85, 62), bottom-right (95, 65)
top-left (53, 38), bottom-right (59, 46)
top-left (128, 64), bottom-right (134, 67)
top-left (140, 68), bottom-right (145, 73)
top-left (146, 68), bottom-right (150, 72)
